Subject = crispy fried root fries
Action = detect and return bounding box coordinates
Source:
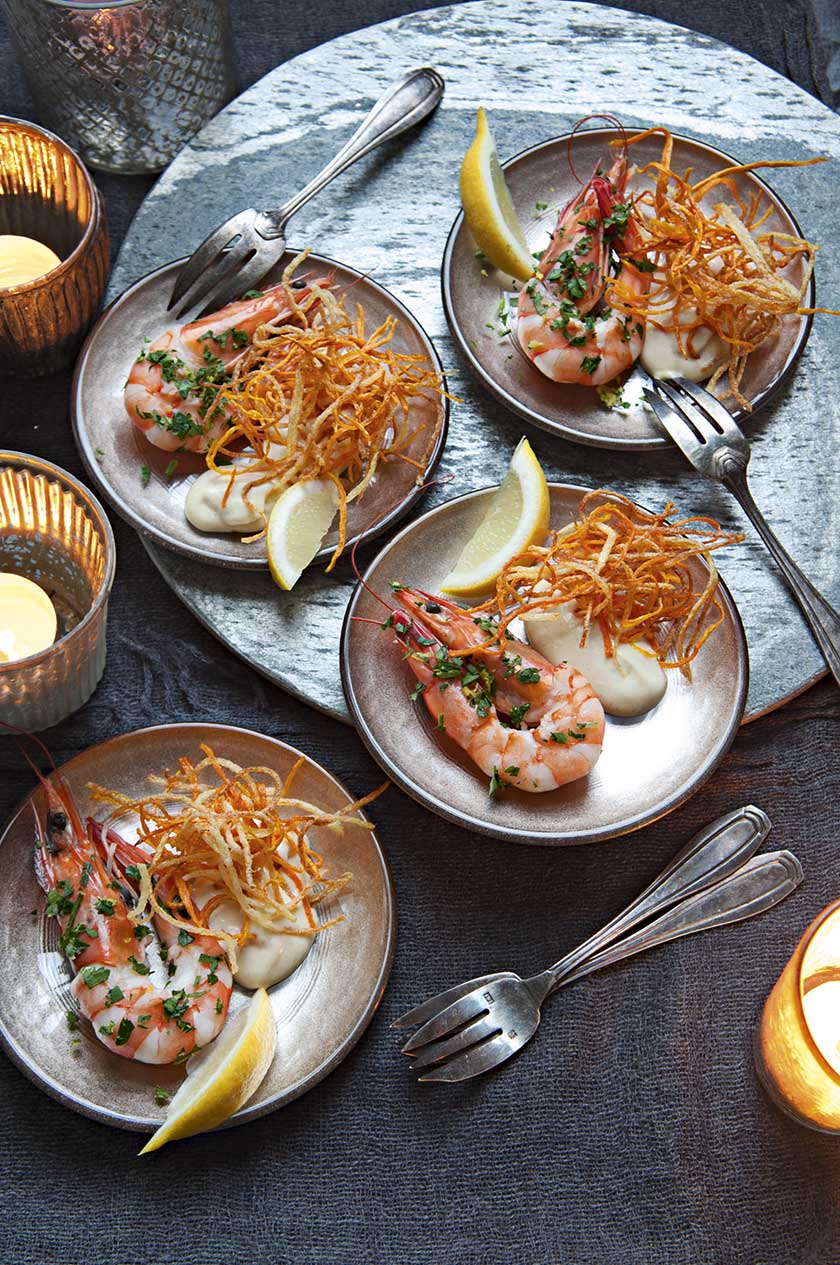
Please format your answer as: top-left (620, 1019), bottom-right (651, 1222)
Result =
top-left (610, 127), bottom-right (838, 408)
top-left (470, 490), bottom-right (743, 677)
top-left (89, 747), bottom-right (387, 972)
top-left (205, 250), bottom-right (445, 564)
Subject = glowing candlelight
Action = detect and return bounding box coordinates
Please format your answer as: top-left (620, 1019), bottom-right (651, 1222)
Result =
top-left (755, 900), bottom-right (840, 1131)
top-left (0, 234), bottom-right (61, 288)
top-left (0, 572), bottom-right (57, 662)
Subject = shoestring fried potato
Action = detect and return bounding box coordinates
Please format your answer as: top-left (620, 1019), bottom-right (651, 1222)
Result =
top-left (203, 250), bottom-right (446, 563)
top-left (469, 491), bottom-right (744, 677)
top-left (89, 746), bottom-right (387, 972)
top-left (608, 127), bottom-right (839, 408)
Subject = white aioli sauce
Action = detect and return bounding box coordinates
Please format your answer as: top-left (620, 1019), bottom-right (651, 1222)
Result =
top-left (523, 603), bottom-right (667, 717)
top-left (640, 268), bottom-right (728, 383)
top-left (185, 443), bottom-right (287, 534)
top-left (192, 839), bottom-right (315, 990)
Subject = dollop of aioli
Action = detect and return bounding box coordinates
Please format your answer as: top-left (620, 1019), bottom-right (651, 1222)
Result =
top-left (185, 442), bottom-right (288, 534)
top-left (191, 849), bottom-right (315, 990)
top-left (523, 604), bottom-right (666, 717)
top-left (185, 467), bottom-right (280, 533)
top-left (640, 269), bottom-right (728, 383)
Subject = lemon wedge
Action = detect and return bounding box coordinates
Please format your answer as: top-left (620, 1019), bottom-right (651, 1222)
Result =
top-left (140, 988), bottom-right (276, 1155)
top-left (266, 477), bottom-right (340, 591)
top-left (460, 107), bottom-right (533, 282)
top-left (440, 437), bottom-right (550, 597)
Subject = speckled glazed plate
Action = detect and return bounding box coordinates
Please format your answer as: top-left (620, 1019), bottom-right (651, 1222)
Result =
top-left (442, 129), bottom-right (813, 451)
top-left (0, 723), bottom-right (394, 1133)
top-left (341, 485), bottom-right (748, 845)
top-left (72, 251), bottom-right (448, 568)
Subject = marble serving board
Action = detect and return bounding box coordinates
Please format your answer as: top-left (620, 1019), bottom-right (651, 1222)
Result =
top-left (110, 0), bottom-right (840, 725)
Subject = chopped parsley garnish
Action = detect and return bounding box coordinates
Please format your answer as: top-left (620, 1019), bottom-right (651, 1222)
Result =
top-left (631, 257), bottom-right (657, 272)
top-left (242, 289), bottom-right (263, 299)
top-left (436, 713), bottom-right (446, 730)
top-left (114, 1018), bottom-right (134, 1046)
top-left (215, 998), bottom-right (223, 1015)
top-left (550, 731), bottom-right (568, 744)
top-left (138, 1014), bottom-right (151, 1029)
top-left (99, 1021), bottom-right (115, 1036)
top-left (140, 465), bottom-right (151, 488)
top-left (94, 897), bottom-right (116, 916)
top-left (177, 930), bottom-right (194, 947)
top-left (580, 355), bottom-right (602, 375)
top-left (133, 924), bottom-right (151, 939)
top-left (517, 667), bottom-right (541, 684)
top-left (128, 955), bottom-right (150, 976)
top-left (165, 458), bottom-right (178, 478)
top-left (488, 768), bottom-right (504, 799)
top-left (65, 1010), bottom-right (79, 1032)
top-left (163, 990), bottom-right (190, 1024)
top-left (154, 1087), bottom-right (172, 1106)
top-left (81, 965), bottom-right (110, 988)
top-left (508, 702), bottom-right (529, 728)
top-left (105, 985), bottom-right (124, 1006)
top-left (46, 880), bottom-right (74, 919)
top-left (409, 681), bottom-right (427, 701)
top-left (505, 765), bottom-right (520, 776)
top-left (79, 860), bottom-right (93, 889)
top-left (125, 864), bottom-right (142, 884)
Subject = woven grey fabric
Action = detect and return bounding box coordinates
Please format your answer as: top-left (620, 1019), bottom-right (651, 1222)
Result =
top-left (2, 3), bottom-right (840, 1263)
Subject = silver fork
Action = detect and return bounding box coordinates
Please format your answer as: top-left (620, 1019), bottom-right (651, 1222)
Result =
top-left (168, 67), bottom-right (445, 319)
top-left (397, 847), bottom-right (801, 1082)
top-left (644, 375), bottom-right (840, 688)
top-left (395, 805), bottom-right (771, 1079)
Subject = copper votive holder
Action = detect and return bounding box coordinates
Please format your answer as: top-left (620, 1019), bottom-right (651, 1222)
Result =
top-left (754, 898), bottom-right (840, 1132)
top-left (0, 116), bottom-right (109, 376)
top-left (0, 451), bottom-right (115, 731)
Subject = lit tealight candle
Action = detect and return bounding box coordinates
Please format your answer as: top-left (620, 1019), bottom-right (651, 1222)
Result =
top-left (0, 572), bottom-right (58, 663)
top-left (755, 900), bottom-right (840, 1131)
top-left (0, 235), bottom-right (62, 289)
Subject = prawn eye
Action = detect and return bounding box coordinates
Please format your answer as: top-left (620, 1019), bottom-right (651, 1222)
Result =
top-left (291, 278), bottom-right (306, 290)
top-left (424, 602), bottom-right (442, 613)
top-left (47, 811), bottom-right (68, 833)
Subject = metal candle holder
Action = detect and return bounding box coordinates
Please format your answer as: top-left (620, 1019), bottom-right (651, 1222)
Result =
top-left (0, 452), bottom-right (116, 731)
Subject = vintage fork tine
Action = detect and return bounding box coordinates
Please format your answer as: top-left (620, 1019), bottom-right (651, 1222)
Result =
top-left (170, 236), bottom-right (263, 322)
top-left (407, 1012), bottom-right (503, 1071)
top-left (392, 973), bottom-right (507, 1030)
top-left (168, 210), bottom-right (258, 311)
top-left (417, 1032), bottom-right (524, 1084)
top-left (669, 376), bottom-right (744, 436)
top-left (401, 990), bottom-right (491, 1054)
top-left (642, 387), bottom-right (707, 461)
top-left (654, 380), bottom-right (721, 443)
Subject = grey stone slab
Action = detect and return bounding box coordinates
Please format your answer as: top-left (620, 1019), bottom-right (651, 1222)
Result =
top-left (112, 0), bottom-right (840, 723)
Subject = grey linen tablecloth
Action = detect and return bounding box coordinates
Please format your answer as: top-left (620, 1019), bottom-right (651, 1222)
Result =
top-left (2, 2), bottom-right (840, 1263)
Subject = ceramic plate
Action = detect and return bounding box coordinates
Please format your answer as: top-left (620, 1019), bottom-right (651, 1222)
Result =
top-left (341, 485), bottom-right (748, 844)
top-left (442, 129), bottom-right (813, 451)
top-left (72, 252), bottom-right (448, 568)
top-left (0, 723), bottom-right (395, 1132)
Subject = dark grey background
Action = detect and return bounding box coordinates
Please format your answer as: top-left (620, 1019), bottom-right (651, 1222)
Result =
top-left (2, 3), bottom-right (840, 1263)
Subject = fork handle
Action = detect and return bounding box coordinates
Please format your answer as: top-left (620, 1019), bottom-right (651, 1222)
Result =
top-left (555, 850), bottom-right (802, 987)
top-left (721, 461), bottom-right (840, 688)
top-left (527, 804), bottom-right (770, 1001)
top-left (257, 68), bottom-right (444, 237)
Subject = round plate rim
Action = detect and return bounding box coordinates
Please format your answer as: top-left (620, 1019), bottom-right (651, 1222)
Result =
top-left (441, 127), bottom-right (815, 452)
top-left (0, 721), bottom-right (396, 1132)
top-left (340, 482), bottom-right (749, 844)
top-left (72, 252), bottom-right (450, 569)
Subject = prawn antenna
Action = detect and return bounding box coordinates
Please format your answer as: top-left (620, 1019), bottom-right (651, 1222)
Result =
top-left (348, 474), bottom-right (453, 614)
top-left (567, 114), bottom-right (628, 184)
